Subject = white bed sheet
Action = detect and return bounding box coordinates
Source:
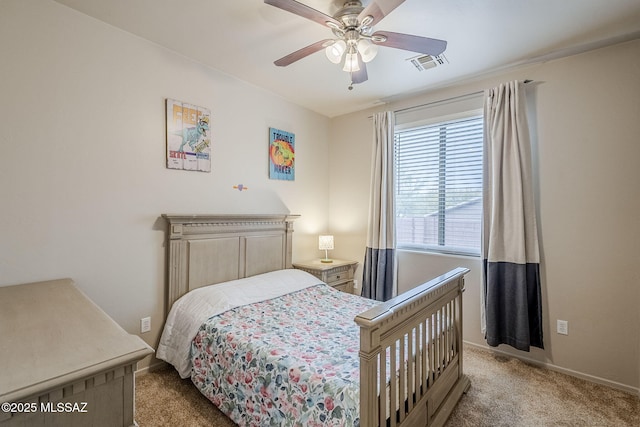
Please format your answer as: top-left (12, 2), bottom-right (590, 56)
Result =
top-left (156, 268), bottom-right (322, 378)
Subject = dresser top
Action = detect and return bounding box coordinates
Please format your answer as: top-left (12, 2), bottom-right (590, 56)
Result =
top-left (0, 278), bottom-right (153, 402)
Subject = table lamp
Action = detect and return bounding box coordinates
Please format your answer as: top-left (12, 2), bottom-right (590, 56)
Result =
top-left (318, 235), bottom-right (334, 263)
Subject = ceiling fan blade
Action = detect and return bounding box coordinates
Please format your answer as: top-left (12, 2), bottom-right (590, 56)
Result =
top-left (351, 55), bottom-right (368, 84)
top-left (358, 0), bottom-right (406, 26)
top-left (274, 39), bottom-right (333, 67)
top-left (264, 0), bottom-right (340, 28)
top-left (372, 31), bottom-right (447, 56)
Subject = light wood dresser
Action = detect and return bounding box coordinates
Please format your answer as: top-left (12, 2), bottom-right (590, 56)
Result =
top-left (0, 278), bottom-right (153, 427)
top-left (293, 259), bottom-right (358, 294)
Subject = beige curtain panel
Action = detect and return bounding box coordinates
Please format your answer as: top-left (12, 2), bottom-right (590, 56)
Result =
top-left (482, 80), bottom-right (543, 351)
top-left (362, 111), bottom-right (396, 301)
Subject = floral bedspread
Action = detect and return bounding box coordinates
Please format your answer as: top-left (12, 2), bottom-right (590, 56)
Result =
top-left (190, 283), bottom-right (381, 427)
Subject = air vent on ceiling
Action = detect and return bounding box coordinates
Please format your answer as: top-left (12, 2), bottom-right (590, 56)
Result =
top-left (407, 53), bottom-right (448, 71)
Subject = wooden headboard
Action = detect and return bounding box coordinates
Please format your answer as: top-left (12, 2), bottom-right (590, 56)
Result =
top-left (162, 214), bottom-right (299, 308)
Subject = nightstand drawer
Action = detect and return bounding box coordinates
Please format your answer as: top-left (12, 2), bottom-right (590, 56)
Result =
top-left (327, 269), bottom-right (353, 284)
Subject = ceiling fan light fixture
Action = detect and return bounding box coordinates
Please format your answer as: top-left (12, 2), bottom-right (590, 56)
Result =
top-left (325, 40), bottom-right (346, 64)
top-left (342, 51), bottom-right (360, 72)
top-left (357, 38), bottom-right (378, 62)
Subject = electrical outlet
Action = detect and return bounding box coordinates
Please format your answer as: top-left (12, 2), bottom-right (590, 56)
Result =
top-left (141, 317), bottom-right (151, 333)
top-left (353, 279), bottom-right (358, 289)
top-left (557, 319), bottom-right (568, 335)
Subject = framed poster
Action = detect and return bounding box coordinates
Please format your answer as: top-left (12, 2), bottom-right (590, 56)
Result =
top-left (268, 127), bottom-right (295, 181)
top-left (166, 99), bottom-right (211, 172)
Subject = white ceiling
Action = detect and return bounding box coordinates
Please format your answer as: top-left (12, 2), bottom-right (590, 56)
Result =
top-left (54, 0), bottom-right (640, 118)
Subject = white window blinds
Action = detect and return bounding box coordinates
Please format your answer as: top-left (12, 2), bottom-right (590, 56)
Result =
top-left (395, 114), bottom-right (483, 256)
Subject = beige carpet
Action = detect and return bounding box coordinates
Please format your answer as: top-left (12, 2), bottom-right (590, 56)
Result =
top-left (135, 345), bottom-right (639, 426)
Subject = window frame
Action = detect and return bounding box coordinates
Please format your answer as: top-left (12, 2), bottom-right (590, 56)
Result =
top-left (394, 109), bottom-right (483, 257)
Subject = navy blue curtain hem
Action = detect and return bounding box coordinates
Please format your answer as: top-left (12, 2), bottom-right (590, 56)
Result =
top-left (361, 247), bottom-right (395, 302)
top-left (483, 259), bottom-right (544, 351)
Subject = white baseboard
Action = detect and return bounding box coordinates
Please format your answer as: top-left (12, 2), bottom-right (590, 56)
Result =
top-left (463, 341), bottom-right (639, 397)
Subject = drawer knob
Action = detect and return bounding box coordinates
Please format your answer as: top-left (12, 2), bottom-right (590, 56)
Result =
top-left (336, 275), bottom-right (341, 279)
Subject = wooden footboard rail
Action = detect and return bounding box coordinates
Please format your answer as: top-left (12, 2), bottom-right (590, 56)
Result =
top-left (355, 268), bottom-right (470, 427)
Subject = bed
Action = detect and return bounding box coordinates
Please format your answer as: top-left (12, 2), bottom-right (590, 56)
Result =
top-left (157, 214), bottom-right (470, 427)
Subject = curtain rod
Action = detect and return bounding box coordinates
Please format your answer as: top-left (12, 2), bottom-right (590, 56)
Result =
top-left (370, 79), bottom-right (533, 118)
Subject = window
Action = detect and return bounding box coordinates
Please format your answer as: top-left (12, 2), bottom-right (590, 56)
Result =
top-left (395, 114), bottom-right (483, 256)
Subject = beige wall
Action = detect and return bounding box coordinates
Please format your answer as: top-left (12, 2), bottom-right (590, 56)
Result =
top-left (328, 40), bottom-right (640, 392)
top-left (0, 0), bottom-right (330, 369)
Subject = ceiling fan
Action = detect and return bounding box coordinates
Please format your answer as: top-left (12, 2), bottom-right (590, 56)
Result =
top-left (264, 0), bottom-right (447, 89)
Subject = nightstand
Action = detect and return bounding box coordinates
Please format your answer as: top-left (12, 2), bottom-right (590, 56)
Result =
top-left (293, 259), bottom-right (358, 294)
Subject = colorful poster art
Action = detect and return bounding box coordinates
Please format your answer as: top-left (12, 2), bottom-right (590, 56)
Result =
top-left (268, 128), bottom-right (295, 181)
top-left (166, 99), bottom-right (211, 172)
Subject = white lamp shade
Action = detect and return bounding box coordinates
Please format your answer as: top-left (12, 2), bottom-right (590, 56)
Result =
top-left (318, 235), bottom-right (334, 250)
top-left (325, 40), bottom-right (346, 64)
top-left (357, 39), bottom-right (378, 63)
top-left (342, 52), bottom-right (360, 72)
